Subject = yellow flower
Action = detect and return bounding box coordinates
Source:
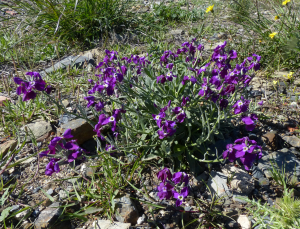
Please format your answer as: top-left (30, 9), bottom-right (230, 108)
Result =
top-left (269, 32), bottom-right (277, 39)
top-left (285, 72), bottom-right (294, 79)
top-left (273, 80), bottom-right (278, 85)
top-left (206, 5), bottom-right (214, 13)
top-left (282, 0), bottom-right (291, 5)
top-left (274, 15), bottom-right (280, 20)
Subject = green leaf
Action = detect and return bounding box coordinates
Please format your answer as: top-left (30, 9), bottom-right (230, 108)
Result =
top-left (0, 206), bottom-right (13, 222)
top-left (172, 144), bottom-right (185, 157)
top-left (77, 207), bottom-right (104, 216)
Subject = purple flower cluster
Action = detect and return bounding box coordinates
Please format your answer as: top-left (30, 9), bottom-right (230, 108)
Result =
top-left (156, 40), bottom-right (261, 123)
top-left (94, 108), bottom-right (126, 140)
top-left (223, 136), bottom-right (262, 170)
top-left (152, 97), bottom-right (189, 139)
top-left (14, 72), bottom-right (52, 101)
top-left (87, 50), bottom-right (150, 99)
top-left (39, 129), bottom-right (88, 176)
top-left (157, 168), bottom-right (189, 207)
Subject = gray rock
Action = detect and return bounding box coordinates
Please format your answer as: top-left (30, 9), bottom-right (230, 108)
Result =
top-left (169, 29), bottom-right (184, 36)
top-left (40, 55), bottom-right (95, 76)
top-left (137, 214), bottom-right (146, 225)
top-left (15, 209), bottom-right (31, 221)
top-left (257, 148), bottom-right (300, 179)
top-left (252, 165), bottom-right (265, 179)
top-left (58, 118), bottom-right (95, 145)
top-left (35, 202), bottom-right (71, 229)
top-left (222, 165), bottom-right (255, 195)
top-left (46, 189), bottom-right (53, 195)
top-left (283, 135), bottom-right (300, 147)
top-left (207, 171), bottom-right (231, 198)
top-left (233, 194), bottom-right (248, 204)
top-left (92, 220), bottom-right (130, 229)
top-left (10, 205), bottom-right (20, 212)
top-left (237, 215), bottom-right (251, 229)
top-left (58, 190), bottom-right (68, 199)
top-left (114, 195), bottom-right (139, 224)
top-left (21, 121), bottom-right (52, 142)
top-left (258, 177), bottom-right (270, 186)
top-left (0, 140), bottom-right (17, 157)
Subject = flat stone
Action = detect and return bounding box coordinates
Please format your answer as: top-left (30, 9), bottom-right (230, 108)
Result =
top-left (251, 165), bottom-right (265, 179)
top-left (114, 195), bottom-right (139, 224)
top-left (92, 220), bottom-right (130, 229)
top-left (169, 29), bottom-right (184, 35)
top-left (237, 215), bottom-right (251, 229)
top-left (222, 165), bottom-right (255, 195)
top-left (0, 139), bottom-right (17, 157)
top-left (35, 202), bottom-right (71, 229)
top-left (258, 177), bottom-right (269, 186)
top-left (207, 171), bottom-right (231, 198)
top-left (262, 132), bottom-right (279, 150)
top-left (272, 70), bottom-right (290, 81)
top-left (58, 118), bottom-right (95, 145)
top-left (21, 121), bottom-right (52, 142)
top-left (0, 96), bottom-right (10, 106)
top-left (283, 135), bottom-right (300, 148)
top-left (258, 148), bottom-right (300, 178)
top-left (40, 55), bottom-right (95, 76)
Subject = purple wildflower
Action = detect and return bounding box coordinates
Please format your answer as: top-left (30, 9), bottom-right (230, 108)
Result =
top-left (157, 168), bottom-right (172, 183)
top-left (157, 182), bottom-right (174, 200)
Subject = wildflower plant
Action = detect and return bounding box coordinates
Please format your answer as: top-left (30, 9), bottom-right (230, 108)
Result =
top-left (14, 39), bottom-right (263, 173)
top-left (39, 129), bottom-right (89, 176)
top-left (157, 168), bottom-right (189, 207)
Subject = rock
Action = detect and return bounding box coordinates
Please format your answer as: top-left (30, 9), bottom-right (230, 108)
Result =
top-left (283, 135), bottom-right (300, 147)
top-left (92, 220), bottom-right (131, 229)
top-left (233, 195), bottom-right (248, 204)
top-left (46, 189), bottom-right (54, 195)
top-left (15, 209), bottom-right (31, 221)
top-left (0, 139), bottom-right (17, 157)
top-left (207, 171), bottom-right (231, 198)
top-left (58, 190), bottom-right (68, 199)
top-left (40, 55), bottom-right (95, 76)
top-left (58, 118), bottom-right (95, 145)
top-left (10, 205), bottom-right (20, 212)
top-left (258, 177), bottom-right (269, 186)
top-left (222, 165), bottom-right (255, 195)
top-left (62, 100), bottom-right (70, 107)
top-left (257, 148), bottom-right (300, 178)
top-left (204, 41), bottom-right (226, 51)
top-left (79, 48), bottom-right (101, 59)
top-left (262, 132), bottom-right (279, 150)
top-left (114, 195), bottom-right (139, 224)
top-left (237, 215), bottom-right (251, 229)
top-left (21, 121), bottom-right (52, 142)
top-left (58, 113), bottom-right (77, 125)
top-left (137, 214), bottom-right (146, 225)
top-left (169, 29), bottom-right (184, 36)
top-left (35, 202), bottom-right (71, 229)
top-left (251, 165), bottom-right (265, 179)
top-left (0, 95), bottom-right (10, 106)
top-left (272, 70), bottom-right (291, 81)
top-left (196, 172), bottom-right (209, 182)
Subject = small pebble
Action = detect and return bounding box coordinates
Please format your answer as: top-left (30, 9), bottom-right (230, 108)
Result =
top-left (46, 188), bottom-right (53, 195)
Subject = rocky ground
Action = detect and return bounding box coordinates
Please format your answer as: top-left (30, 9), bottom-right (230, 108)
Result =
top-left (1, 0), bottom-right (300, 229)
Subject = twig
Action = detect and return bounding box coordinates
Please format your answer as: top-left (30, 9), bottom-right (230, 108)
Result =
top-left (0, 153), bottom-right (15, 176)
